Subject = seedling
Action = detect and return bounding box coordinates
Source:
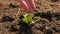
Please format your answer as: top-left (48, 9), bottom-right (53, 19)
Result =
top-left (18, 0), bottom-right (36, 26)
top-left (23, 13), bottom-right (40, 26)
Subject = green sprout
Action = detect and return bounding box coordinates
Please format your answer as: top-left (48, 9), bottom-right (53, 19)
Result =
top-left (23, 13), bottom-right (39, 26)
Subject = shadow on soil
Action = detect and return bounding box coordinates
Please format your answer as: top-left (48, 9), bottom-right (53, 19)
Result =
top-left (18, 20), bottom-right (32, 34)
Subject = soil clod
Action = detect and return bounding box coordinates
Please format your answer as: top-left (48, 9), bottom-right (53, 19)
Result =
top-left (1, 16), bottom-right (15, 22)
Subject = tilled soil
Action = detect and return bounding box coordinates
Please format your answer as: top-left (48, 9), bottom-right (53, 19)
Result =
top-left (0, 0), bottom-right (60, 34)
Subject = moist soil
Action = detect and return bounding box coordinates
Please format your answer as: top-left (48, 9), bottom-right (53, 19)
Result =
top-left (0, 0), bottom-right (60, 34)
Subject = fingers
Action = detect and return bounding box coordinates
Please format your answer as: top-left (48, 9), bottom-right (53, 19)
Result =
top-left (18, 0), bottom-right (35, 13)
top-left (24, 0), bottom-right (33, 13)
top-left (27, 0), bottom-right (36, 10)
top-left (18, 0), bottom-right (30, 13)
top-left (18, 0), bottom-right (28, 11)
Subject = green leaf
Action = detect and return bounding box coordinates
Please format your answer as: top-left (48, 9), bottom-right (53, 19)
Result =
top-left (23, 14), bottom-right (33, 24)
top-left (23, 13), bottom-right (40, 26)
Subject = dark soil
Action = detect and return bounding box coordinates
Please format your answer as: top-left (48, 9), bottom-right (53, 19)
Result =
top-left (0, 0), bottom-right (60, 34)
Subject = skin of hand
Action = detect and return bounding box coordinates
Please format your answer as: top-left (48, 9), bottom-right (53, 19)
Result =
top-left (18, 0), bottom-right (36, 13)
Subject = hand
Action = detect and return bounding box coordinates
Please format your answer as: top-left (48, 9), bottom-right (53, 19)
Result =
top-left (18, 0), bottom-right (36, 13)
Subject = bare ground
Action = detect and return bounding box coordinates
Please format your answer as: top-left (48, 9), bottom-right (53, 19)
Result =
top-left (0, 0), bottom-right (60, 34)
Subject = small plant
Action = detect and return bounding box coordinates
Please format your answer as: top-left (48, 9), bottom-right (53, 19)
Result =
top-left (23, 13), bottom-right (39, 26)
top-left (18, 0), bottom-right (36, 26)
